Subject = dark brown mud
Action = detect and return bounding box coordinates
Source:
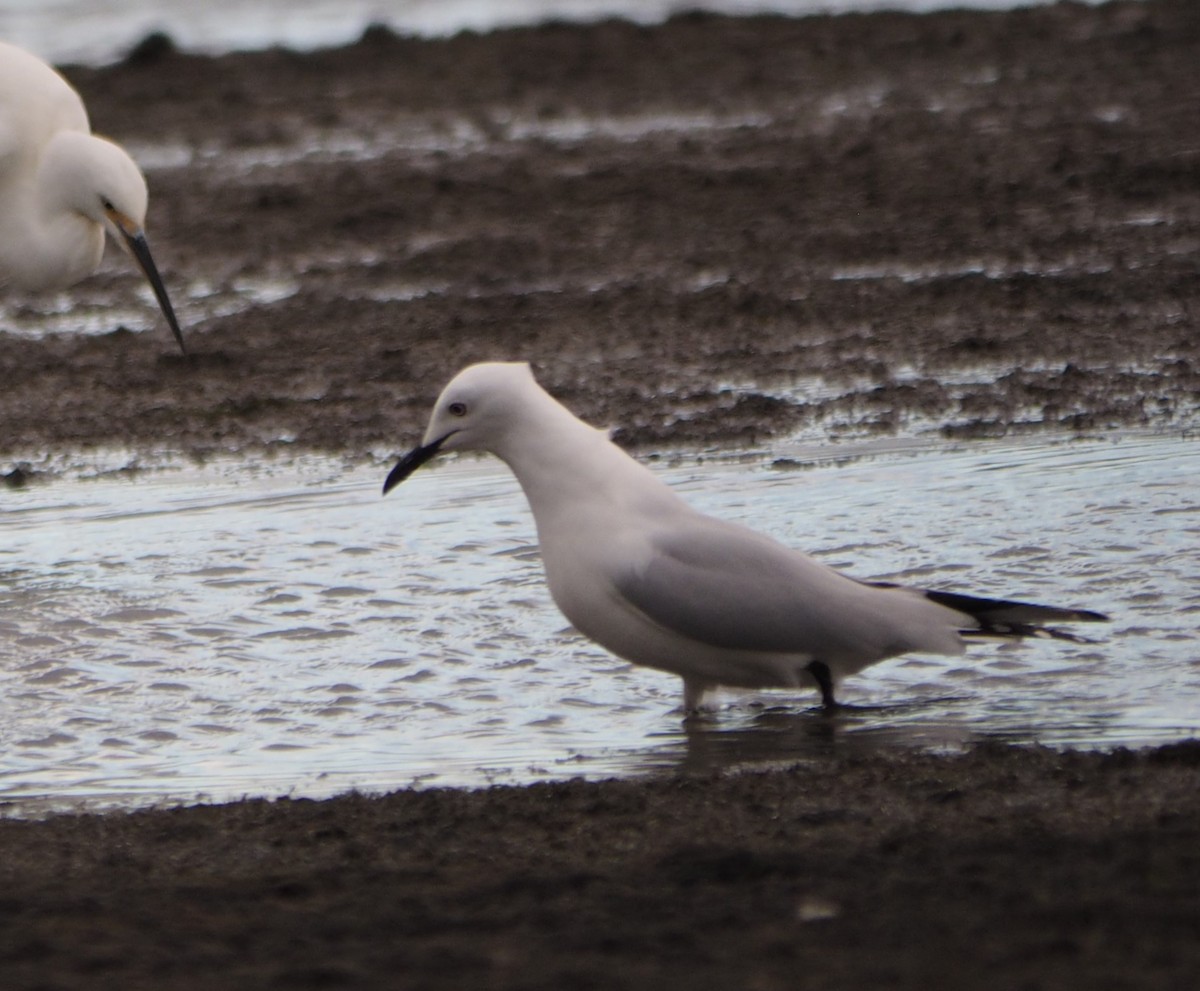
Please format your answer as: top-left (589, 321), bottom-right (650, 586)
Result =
top-left (0, 0), bottom-right (1196, 464)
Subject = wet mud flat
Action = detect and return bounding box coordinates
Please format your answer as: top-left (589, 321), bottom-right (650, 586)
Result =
top-left (1, 743), bottom-right (1198, 989)
top-left (0, 0), bottom-right (1197, 461)
top-left (1, 1), bottom-right (1199, 988)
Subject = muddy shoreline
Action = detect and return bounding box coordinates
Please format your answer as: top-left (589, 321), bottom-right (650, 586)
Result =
top-left (1, 2), bottom-right (1198, 988)
top-left (1, 0), bottom-right (1198, 467)
top-left (2, 743), bottom-right (1198, 989)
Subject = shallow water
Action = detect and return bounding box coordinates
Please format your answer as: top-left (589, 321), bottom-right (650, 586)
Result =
top-left (1, 0), bottom-right (1078, 65)
top-left (1, 431), bottom-right (1196, 815)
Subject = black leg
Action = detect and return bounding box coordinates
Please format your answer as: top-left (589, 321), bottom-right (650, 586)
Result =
top-left (806, 660), bottom-right (837, 711)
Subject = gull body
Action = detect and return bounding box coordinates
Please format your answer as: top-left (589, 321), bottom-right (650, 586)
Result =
top-left (385, 362), bottom-right (1107, 711)
top-left (0, 40), bottom-right (184, 351)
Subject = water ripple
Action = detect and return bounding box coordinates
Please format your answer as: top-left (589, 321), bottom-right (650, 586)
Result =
top-left (1, 432), bottom-right (1197, 815)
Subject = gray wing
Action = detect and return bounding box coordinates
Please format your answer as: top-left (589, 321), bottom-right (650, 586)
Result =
top-left (611, 511), bottom-right (922, 657)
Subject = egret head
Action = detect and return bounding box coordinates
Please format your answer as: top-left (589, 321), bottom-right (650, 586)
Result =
top-left (76, 135), bottom-right (150, 234)
top-left (45, 131), bottom-right (185, 353)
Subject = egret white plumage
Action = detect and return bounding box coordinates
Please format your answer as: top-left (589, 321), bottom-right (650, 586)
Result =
top-left (384, 362), bottom-right (1108, 713)
top-left (0, 40), bottom-right (185, 352)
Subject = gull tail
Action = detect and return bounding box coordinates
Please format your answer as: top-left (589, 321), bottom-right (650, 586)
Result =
top-left (920, 588), bottom-right (1109, 644)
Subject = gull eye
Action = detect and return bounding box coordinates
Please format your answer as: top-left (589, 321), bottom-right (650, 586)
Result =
top-left (102, 198), bottom-right (115, 212)
top-left (448, 401), bottom-right (467, 417)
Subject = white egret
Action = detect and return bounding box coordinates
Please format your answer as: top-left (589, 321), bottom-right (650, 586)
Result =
top-left (383, 362), bottom-right (1107, 713)
top-left (0, 40), bottom-right (184, 352)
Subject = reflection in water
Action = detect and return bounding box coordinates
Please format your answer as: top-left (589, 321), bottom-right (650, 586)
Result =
top-left (712, 710), bottom-right (952, 767)
top-left (0, 432), bottom-right (1198, 816)
top-left (669, 707), bottom-right (907, 776)
top-left (618, 694), bottom-right (1047, 779)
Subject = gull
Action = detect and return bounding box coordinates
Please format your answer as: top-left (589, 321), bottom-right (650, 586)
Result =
top-left (0, 40), bottom-right (185, 352)
top-left (383, 362), bottom-right (1107, 712)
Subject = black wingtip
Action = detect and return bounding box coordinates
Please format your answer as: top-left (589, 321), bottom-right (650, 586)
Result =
top-left (922, 588), bottom-right (1109, 626)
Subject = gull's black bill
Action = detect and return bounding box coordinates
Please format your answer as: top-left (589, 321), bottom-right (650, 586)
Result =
top-left (121, 227), bottom-right (186, 355)
top-left (382, 434), bottom-right (451, 495)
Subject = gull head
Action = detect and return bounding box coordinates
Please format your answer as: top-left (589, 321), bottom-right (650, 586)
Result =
top-left (383, 362), bottom-right (540, 493)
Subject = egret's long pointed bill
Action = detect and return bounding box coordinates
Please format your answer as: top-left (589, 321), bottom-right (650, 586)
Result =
top-left (118, 225), bottom-right (186, 355)
top-left (383, 434), bottom-right (450, 495)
